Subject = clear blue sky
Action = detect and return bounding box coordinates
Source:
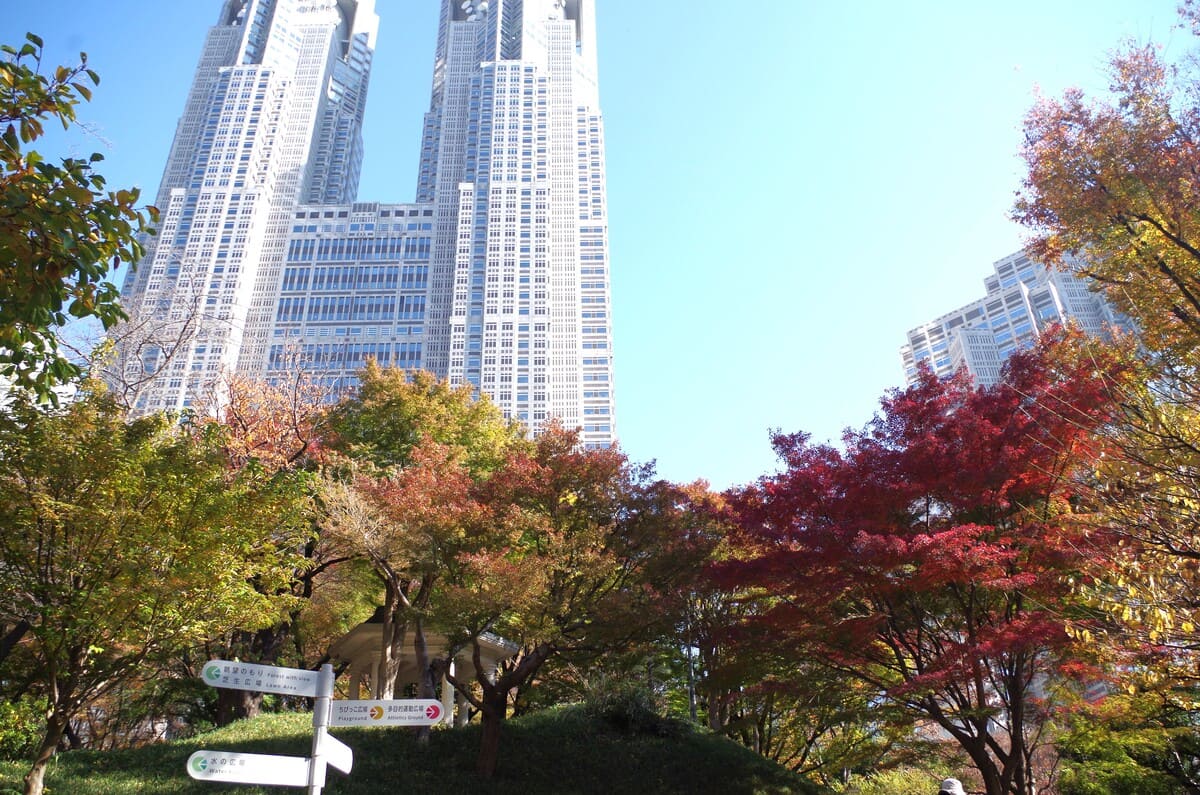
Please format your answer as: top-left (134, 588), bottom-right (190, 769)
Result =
top-left (1, 0), bottom-right (1185, 489)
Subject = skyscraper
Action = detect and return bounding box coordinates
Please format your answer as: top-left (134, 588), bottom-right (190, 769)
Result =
top-left (120, 0), bottom-right (616, 448)
top-left (119, 0), bottom-right (378, 413)
top-left (900, 250), bottom-right (1130, 387)
top-left (415, 0), bottom-right (615, 448)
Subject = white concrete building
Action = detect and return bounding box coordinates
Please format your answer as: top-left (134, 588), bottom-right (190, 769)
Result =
top-left (900, 250), bottom-right (1130, 387)
top-left (120, 0), bottom-right (378, 414)
top-left (119, 0), bottom-right (617, 448)
top-left (263, 202), bottom-right (434, 391)
top-left (415, 0), bottom-right (616, 447)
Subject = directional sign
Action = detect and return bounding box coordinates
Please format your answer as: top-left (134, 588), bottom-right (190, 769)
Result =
top-left (329, 699), bottom-right (445, 727)
top-left (201, 660), bottom-right (321, 698)
top-left (320, 733), bottom-right (354, 774)
top-left (186, 751), bottom-right (309, 787)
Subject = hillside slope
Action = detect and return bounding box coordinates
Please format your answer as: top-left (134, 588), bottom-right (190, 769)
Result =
top-left (0, 706), bottom-right (825, 794)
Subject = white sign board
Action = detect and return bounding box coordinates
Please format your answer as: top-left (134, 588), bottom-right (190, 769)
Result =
top-left (329, 699), bottom-right (445, 727)
top-left (186, 751), bottom-right (310, 787)
top-left (202, 660), bottom-right (321, 698)
top-left (320, 733), bottom-right (354, 774)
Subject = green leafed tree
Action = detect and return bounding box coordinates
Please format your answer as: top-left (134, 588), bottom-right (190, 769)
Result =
top-left (324, 363), bottom-right (524, 472)
top-left (0, 34), bottom-right (156, 401)
top-left (0, 384), bottom-right (310, 795)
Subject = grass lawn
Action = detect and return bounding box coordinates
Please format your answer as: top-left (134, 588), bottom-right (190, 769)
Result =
top-left (0, 706), bottom-right (824, 794)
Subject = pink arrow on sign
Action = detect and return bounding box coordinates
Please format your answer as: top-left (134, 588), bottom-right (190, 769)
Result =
top-left (426, 704), bottom-right (442, 721)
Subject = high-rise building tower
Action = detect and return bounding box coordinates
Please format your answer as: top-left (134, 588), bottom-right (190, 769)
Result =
top-left (900, 250), bottom-right (1130, 387)
top-left (120, 0), bottom-right (379, 412)
top-left (120, 0), bottom-right (616, 448)
top-left (416, 0), bottom-right (615, 447)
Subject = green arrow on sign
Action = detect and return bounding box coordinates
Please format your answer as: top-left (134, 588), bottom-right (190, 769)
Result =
top-left (204, 664), bottom-right (222, 682)
top-left (191, 756), bottom-right (208, 773)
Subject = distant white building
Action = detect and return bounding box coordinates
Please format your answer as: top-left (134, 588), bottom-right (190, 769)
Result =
top-left (900, 250), bottom-right (1130, 387)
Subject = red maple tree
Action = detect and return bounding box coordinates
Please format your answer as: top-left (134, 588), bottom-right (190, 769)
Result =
top-left (432, 424), bottom-right (699, 777)
top-left (715, 332), bottom-right (1125, 795)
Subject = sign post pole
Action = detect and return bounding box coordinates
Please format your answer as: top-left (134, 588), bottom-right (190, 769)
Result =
top-left (307, 664), bottom-right (335, 795)
top-left (190, 661), bottom-right (450, 791)
top-left (190, 661), bottom-right (351, 792)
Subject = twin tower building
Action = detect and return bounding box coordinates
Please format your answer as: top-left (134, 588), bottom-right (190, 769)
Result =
top-left (119, 0), bottom-right (616, 448)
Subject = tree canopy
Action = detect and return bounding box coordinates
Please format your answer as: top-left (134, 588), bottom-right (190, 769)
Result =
top-left (0, 384), bottom-right (311, 795)
top-left (324, 363), bottom-right (523, 473)
top-left (0, 34), bottom-right (156, 401)
top-left (715, 333), bottom-right (1126, 795)
top-left (433, 424), bottom-right (699, 777)
top-left (1016, 14), bottom-right (1200, 791)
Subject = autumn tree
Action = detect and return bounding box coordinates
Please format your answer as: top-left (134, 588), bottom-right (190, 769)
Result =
top-left (214, 369), bottom-right (331, 472)
top-left (719, 654), bottom-right (921, 786)
top-left (322, 365), bottom-right (525, 704)
top-left (323, 440), bottom-right (488, 704)
top-left (1079, 357), bottom-right (1200, 653)
top-left (460, 479), bottom-right (717, 730)
top-left (432, 425), bottom-right (698, 778)
top-left (325, 363), bottom-right (522, 472)
top-left (688, 572), bottom-right (917, 783)
top-left (634, 489), bottom-right (925, 786)
top-left (0, 384), bottom-right (310, 795)
top-left (1015, 10), bottom-right (1200, 362)
top-left (1015, 3), bottom-right (1200, 749)
top-left (0, 34), bottom-right (156, 401)
top-left (190, 371), bottom-right (356, 726)
top-left (715, 333), bottom-right (1125, 795)
top-left (1062, 352), bottom-right (1200, 795)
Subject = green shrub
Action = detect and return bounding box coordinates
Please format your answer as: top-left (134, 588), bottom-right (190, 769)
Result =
top-left (1057, 752), bottom-right (1181, 794)
top-left (0, 697), bottom-right (46, 761)
top-left (1055, 697), bottom-right (1192, 795)
top-left (839, 767), bottom-right (957, 795)
top-left (582, 678), bottom-right (689, 738)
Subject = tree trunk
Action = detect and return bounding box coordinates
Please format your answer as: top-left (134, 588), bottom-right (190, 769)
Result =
top-left (217, 688), bottom-right (262, 725)
top-left (380, 614), bottom-right (407, 699)
top-left (0, 620), bottom-right (30, 668)
top-left (23, 710), bottom-right (70, 795)
top-left (212, 623), bottom-right (293, 726)
top-left (475, 692), bottom-right (507, 778)
top-left (63, 722), bottom-right (83, 751)
top-left (685, 621), bottom-right (697, 724)
top-left (469, 639), bottom-right (554, 779)
top-left (414, 618), bottom-right (435, 745)
top-left (961, 736), bottom-right (1004, 795)
top-left (377, 577), bottom-right (409, 700)
top-left (707, 688), bottom-right (730, 732)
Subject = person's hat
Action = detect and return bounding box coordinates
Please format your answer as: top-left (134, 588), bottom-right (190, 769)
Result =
top-left (940, 779), bottom-right (967, 795)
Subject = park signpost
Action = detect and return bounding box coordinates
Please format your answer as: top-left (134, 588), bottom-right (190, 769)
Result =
top-left (201, 659), bottom-right (322, 697)
top-left (189, 660), bottom-right (447, 793)
top-left (189, 661), bottom-right (347, 795)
